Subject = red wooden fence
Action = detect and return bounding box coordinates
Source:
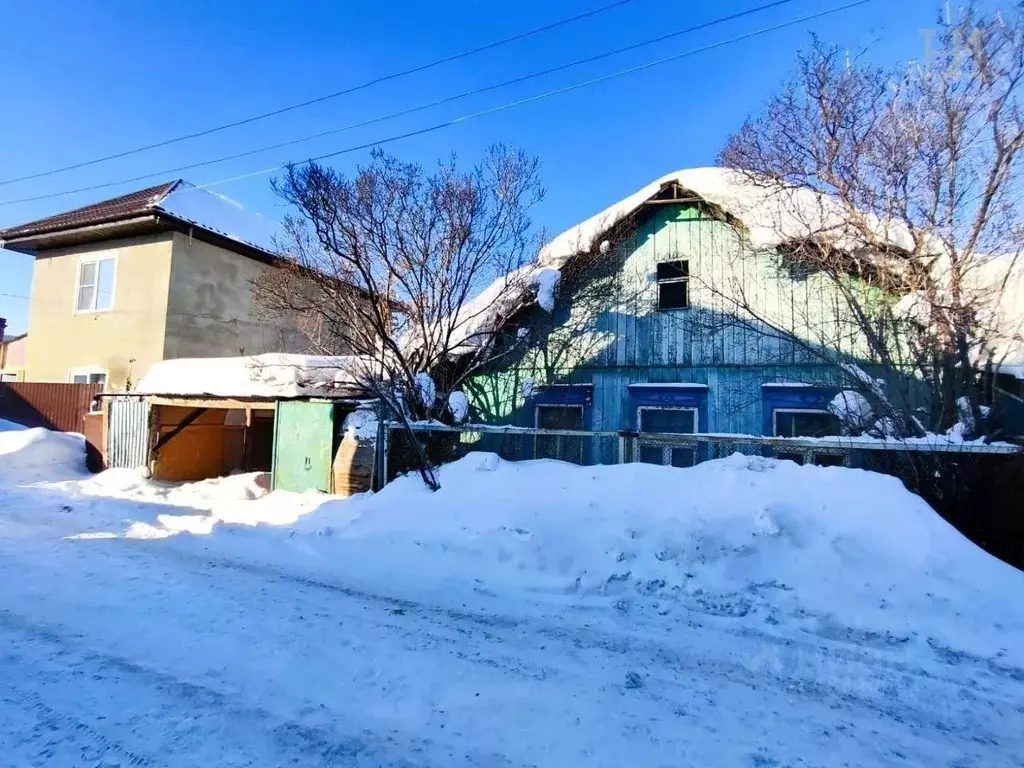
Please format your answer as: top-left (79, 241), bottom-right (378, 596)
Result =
top-left (0, 382), bottom-right (103, 433)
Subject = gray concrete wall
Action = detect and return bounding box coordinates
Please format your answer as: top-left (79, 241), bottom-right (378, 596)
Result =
top-left (163, 232), bottom-right (307, 359)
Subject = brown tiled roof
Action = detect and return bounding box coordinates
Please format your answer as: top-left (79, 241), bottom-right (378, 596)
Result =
top-left (0, 180), bottom-right (182, 240)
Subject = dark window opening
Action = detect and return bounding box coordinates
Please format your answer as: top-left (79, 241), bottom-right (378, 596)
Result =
top-left (639, 407), bottom-right (696, 434)
top-left (813, 454), bottom-right (845, 467)
top-left (637, 406), bottom-right (697, 467)
top-left (535, 405), bottom-right (584, 464)
top-left (773, 409), bottom-right (840, 438)
top-left (656, 259), bottom-right (690, 310)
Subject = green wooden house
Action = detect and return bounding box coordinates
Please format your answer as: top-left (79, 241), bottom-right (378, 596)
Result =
top-left (464, 167), bottom-right (925, 464)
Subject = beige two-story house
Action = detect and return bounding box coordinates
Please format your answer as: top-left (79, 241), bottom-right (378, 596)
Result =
top-left (0, 180), bottom-right (308, 390)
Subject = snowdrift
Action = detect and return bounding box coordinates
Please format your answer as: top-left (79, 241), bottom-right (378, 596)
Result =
top-left (7, 423), bottom-right (1017, 664)
top-left (0, 427), bottom-right (86, 483)
top-left (100, 451), bottom-right (1024, 664)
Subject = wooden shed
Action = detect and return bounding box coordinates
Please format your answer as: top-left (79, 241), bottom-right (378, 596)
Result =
top-left (115, 354), bottom-right (379, 496)
top-left (118, 394), bottom-right (378, 496)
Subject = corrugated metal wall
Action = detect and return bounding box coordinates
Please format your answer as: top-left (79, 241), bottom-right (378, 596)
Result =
top-left (107, 397), bottom-right (150, 469)
top-left (0, 382), bottom-right (103, 432)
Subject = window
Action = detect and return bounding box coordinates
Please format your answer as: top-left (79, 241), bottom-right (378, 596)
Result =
top-left (772, 409), bottom-right (840, 438)
top-left (535, 405), bottom-right (584, 463)
top-left (636, 406), bottom-right (697, 467)
top-left (656, 260), bottom-right (689, 310)
top-left (75, 255), bottom-right (116, 312)
top-left (69, 369), bottom-right (107, 385)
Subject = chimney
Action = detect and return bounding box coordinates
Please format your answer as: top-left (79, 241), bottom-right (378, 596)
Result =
top-left (0, 317), bottom-right (6, 341)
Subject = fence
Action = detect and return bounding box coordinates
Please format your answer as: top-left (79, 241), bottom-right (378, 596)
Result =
top-left (0, 382), bottom-right (103, 433)
top-left (381, 421), bottom-right (1021, 483)
top-left (381, 421), bottom-right (1024, 570)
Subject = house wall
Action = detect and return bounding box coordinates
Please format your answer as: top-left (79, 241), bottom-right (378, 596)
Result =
top-left (24, 233), bottom-right (174, 389)
top-left (163, 232), bottom-right (307, 359)
top-left (468, 203), bottom-right (917, 436)
top-left (0, 335), bottom-right (28, 380)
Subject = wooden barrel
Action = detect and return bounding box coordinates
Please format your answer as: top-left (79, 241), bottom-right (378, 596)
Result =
top-left (332, 436), bottom-right (375, 497)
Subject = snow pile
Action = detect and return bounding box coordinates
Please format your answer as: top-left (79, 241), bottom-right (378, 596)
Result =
top-left (106, 452), bottom-right (1022, 664)
top-left (77, 468), bottom-right (270, 506)
top-left (135, 353), bottom-right (373, 398)
top-left (533, 266), bottom-right (561, 312)
top-left (828, 390), bottom-right (873, 432)
top-left (341, 406), bottom-right (378, 439)
top-left (447, 390), bottom-right (469, 422)
top-left (315, 454), bottom-right (1022, 659)
top-left (414, 371), bottom-right (436, 409)
top-left (0, 427), bottom-right (86, 483)
top-left (57, 469), bottom-right (326, 539)
top-left (0, 417), bottom-right (27, 431)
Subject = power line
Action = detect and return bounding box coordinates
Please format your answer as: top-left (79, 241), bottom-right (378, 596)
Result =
top-left (0, 0), bottom-right (864, 207)
top-left (0, 0), bottom-right (644, 187)
top-left (0, 0), bottom-right (802, 205)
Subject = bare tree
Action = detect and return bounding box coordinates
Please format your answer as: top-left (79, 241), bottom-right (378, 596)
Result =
top-left (712, 3), bottom-right (1024, 439)
top-left (254, 146), bottom-right (545, 489)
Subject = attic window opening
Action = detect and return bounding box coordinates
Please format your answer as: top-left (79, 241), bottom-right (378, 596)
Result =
top-left (656, 259), bottom-right (689, 310)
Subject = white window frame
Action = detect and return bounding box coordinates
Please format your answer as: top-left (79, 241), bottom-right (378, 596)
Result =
top-left (655, 259), bottom-right (690, 311)
top-left (73, 252), bottom-right (118, 314)
top-left (534, 404), bottom-right (585, 464)
top-left (771, 408), bottom-right (834, 437)
top-left (635, 405), bottom-right (699, 465)
top-left (68, 366), bottom-right (108, 386)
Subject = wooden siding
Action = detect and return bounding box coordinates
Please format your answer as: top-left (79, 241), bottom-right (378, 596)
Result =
top-left (468, 202), bottom-right (919, 434)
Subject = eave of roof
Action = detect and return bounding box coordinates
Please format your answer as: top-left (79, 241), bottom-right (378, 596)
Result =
top-left (0, 208), bottom-right (283, 265)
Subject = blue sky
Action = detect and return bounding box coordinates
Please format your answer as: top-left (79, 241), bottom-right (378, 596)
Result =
top-left (0, 0), bottom-right (947, 334)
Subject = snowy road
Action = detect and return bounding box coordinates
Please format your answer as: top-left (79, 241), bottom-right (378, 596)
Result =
top-left (2, 484), bottom-right (1022, 767)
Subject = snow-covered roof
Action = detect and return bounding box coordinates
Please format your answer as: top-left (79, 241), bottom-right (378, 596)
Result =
top-left (540, 167), bottom-right (918, 263)
top-left (134, 354), bottom-right (374, 399)
top-left (894, 253), bottom-right (1024, 379)
top-left (439, 265), bottom-right (560, 356)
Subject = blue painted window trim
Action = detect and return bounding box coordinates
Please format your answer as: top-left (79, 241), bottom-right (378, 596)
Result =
top-left (627, 384), bottom-right (708, 433)
top-left (760, 384), bottom-right (839, 436)
top-left (526, 385), bottom-right (593, 463)
top-left (530, 384), bottom-right (593, 407)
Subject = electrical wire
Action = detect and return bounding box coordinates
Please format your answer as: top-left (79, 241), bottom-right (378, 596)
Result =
top-left (0, 0), bottom-right (803, 205)
top-left (0, 0), bottom-right (645, 187)
top-left (0, 0), bottom-right (870, 207)
top-left (0, 0), bottom-right (872, 208)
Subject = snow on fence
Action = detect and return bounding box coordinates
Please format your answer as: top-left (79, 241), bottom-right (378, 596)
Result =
top-left (380, 421), bottom-right (1020, 484)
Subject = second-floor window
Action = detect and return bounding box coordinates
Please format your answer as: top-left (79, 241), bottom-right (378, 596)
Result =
top-left (76, 255), bottom-right (116, 313)
top-left (656, 260), bottom-right (689, 310)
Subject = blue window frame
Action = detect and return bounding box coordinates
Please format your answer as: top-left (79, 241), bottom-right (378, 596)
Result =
top-left (628, 383), bottom-right (707, 467)
top-left (525, 383), bottom-right (592, 463)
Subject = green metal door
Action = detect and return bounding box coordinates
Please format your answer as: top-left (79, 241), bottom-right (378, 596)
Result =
top-left (272, 401), bottom-right (335, 492)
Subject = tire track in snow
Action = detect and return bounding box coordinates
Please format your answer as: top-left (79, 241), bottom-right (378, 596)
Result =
top-left (0, 683), bottom-right (154, 768)
top-left (0, 608), bottom-right (468, 768)
top-left (77, 536), bottom-right (1018, 748)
